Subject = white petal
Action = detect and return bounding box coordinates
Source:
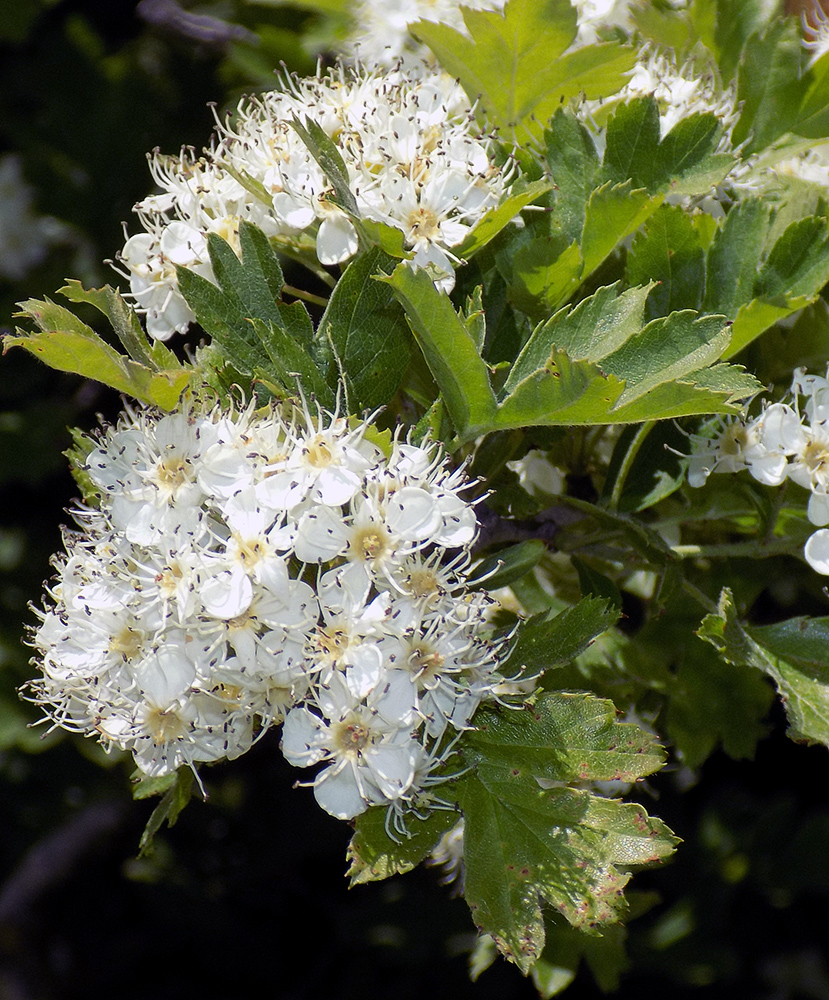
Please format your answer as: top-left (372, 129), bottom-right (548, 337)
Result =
top-left (201, 567), bottom-right (254, 619)
top-left (294, 507), bottom-right (349, 563)
top-left (316, 214), bottom-right (359, 266)
top-left (808, 491), bottom-right (829, 527)
top-left (314, 762), bottom-right (368, 819)
top-left (365, 742), bottom-right (417, 800)
top-left (805, 529), bottom-right (829, 574)
top-left (281, 707), bottom-right (327, 766)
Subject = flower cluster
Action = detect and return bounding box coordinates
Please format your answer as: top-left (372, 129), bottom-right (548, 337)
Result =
top-left (28, 400), bottom-right (507, 822)
top-left (117, 64), bottom-right (513, 340)
top-left (686, 368), bottom-right (829, 574)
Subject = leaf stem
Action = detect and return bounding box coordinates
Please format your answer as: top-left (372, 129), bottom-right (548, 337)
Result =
top-left (608, 420), bottom-right (655, 511)
top-left (681, 579), bottom-right (718, 614)
top-left (670, 537), bottom-right (799, 560)
top-left (282, 283), bottom-right (329, 308)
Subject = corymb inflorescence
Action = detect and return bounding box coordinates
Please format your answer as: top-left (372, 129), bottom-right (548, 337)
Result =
top-left (27, 398), bottom-right (509, 822)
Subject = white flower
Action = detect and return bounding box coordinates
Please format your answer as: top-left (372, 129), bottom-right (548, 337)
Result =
top-left (30, 397), bottom-right (501, 826)
top-left (281, 672), bottom-right (419, 819)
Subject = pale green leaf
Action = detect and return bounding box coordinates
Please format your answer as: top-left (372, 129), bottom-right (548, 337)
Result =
top-left (412, 0), bottom-right (633, 143)
top-left (4, 306), bottom-right (191, 410)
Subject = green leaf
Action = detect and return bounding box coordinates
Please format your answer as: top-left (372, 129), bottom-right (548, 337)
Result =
top-left (238, 219), bottom-right (287, 307)
top-left (454, 179), bottom-right (552, 260)
top-left (5, 299), bottom-right (191, 410)
top-left (138, 768), bottom-right (195, 855)
top-left (601, 419), bottom-right (688, 513)
top-left (732, 19), bottom-right (804, 154)
top-left (504, 598), bottom-right (620, 681)
top-left (599, 311), bottom-right (730, 407)
top-left (580, 180), bottom-right (661, 276)
top-left (507, 284), bottom-right (652, 377)
top-left (531, 914), bottom-right (630, 997)
top-left (176, 225), bottom-right (333, 402)
top-left (704, 197), bottom-right (772, 317)
top-left (704, 206), bottom-right (829, 359)
top-left (347, 805), bottom-right (461, 885)
top-left (317, 247), bottom-right (411, 410)
top-left (464, 691), bottom-right (666, 784)
top-left (648, 112), bottom-right (734, 197)
top-left (504, 238), bottom-right (584, 317)
top-left (249, 319), bottom-right (335, 406)
top-left (176, 264), bottom-right (269, 375)
top-left (626, 204), bottom-right (706, 319)
top-left (602, 97), bottom-right (733, 197)
top-left (665, 643), bottom-right (774, 768)
top-left (382, 262), bottom-right (497, 435)
top-left (545, 108), bottom-right (602, 246)
top-left (698, 588), bottom-right (829, 747)
top-left (457, 692), bottom-right (676, 971)
top-left (572, 557), bottom-right (623, 609)
top-left (754, 216), bottom-right (829, 301)
top-left (495, 288), bottom-right (757, 430)
top-left (704, 0), bottom-right (778, 80)
top-left (60, 280), bottom-right (155, 367)
top-left (131, 770), bottom-right (178, 801)
top-left (602, 96), bottom-right (661, 189)
top-left (468, 539), bottom-right (547, 592)
top-left (412, 0), bottom-right (634, 144)
top-left (205, 229), bottom-right (285, 329)
top-left (290, 115), bottom-right (360, 217)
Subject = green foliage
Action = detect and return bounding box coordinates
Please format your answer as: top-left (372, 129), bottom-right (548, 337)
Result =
top-left (387, 264), bottom-right (760, 443)
top-left (316, 246), bottom-right (411, 411)
top-left (411, 0), bottom-right (635, 144)
top-left (505, 598), bottom-right (621, 682)
top-left (14, 2), bottom-right (829, 996)
top-left (137, 768), bottom-right (196, 856)
top-left (456, 692), bottom-right (676, 972)
top-left (699, 590), bottom-right (829, 747)
top-left (500, 97), bottom-right (736, 317)
top-left (5, 287), bottom-right (191, 409)
top-left (347, 805), bottom-right (461, 885)
top-left (175, 221), bottom-right (336, 404)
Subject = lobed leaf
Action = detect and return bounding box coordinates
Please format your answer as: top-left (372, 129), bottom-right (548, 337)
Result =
top-left (5, 298), bottom-right (191, 410)
top-left (456, 692), bottom-right (675, 971)
top-left (412, 0), bottom-right (634, 144)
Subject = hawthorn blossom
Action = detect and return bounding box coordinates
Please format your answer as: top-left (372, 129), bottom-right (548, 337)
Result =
top-left (28, 398), bottom-right (507, 825)
top-left (115, 63), bottom-right (514, 338)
